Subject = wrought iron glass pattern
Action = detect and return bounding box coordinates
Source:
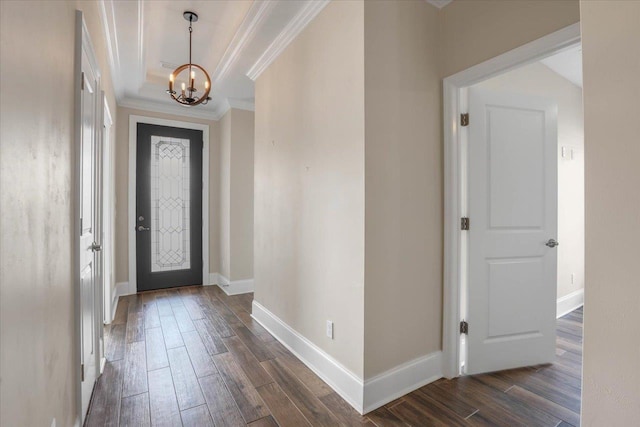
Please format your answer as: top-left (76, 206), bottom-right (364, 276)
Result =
top-left (150, 136), bottom-right (191, 272)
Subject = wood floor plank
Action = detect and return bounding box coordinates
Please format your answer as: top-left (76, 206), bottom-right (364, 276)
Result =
top-left (366, 406), bottom-right (407, 426)
top-left (233, 324), bottom-right (275, 362)
top-left (389, 399), bottom-right (452, 427)
top-left (319, 392), bottom-right (370, 426)
top-left (127, 294), bottom-right (143, 314)
top-left (119, 392), bottom-right (150, 427)
top-left (173, 304), bottom-right (197, 333)
top-left (234, 310), bottom-right (275, 342)
top-left (167, 346), bottom-right (206, 410)
top-left (247, 415), bottom-right (279, 427)
top-left (113, 298), bottom-right (129, 325)
top-left (181, 405), bottom-right (214, 427)
top-left (261, 358), bottom-right (339, 427)
top-left (160, 315), bottom-right (185, 349)
top-left (145, 327), bottom-right (169, 371)
top-left (213, 351), bottom-right (270, 423)
top-left (223, 335), bottom-right (273, 387)
top-left (122, 341), bottom-right (148, 397)
top-left (148, 367), bottom-right (182, 427)
top-left (106, 323), bottom-right (126, 361)
top-left (125, 311), bottom-right (144, 343)
top-left (156, 294), bottom-right (174, 317)
top-left (199, 374), bottom-right (246, 427)
top-left (507, 385), bottom-right (580, 427)
top-left (183, 296), bottom-right (205, 320)
top-left (434, 376), bottom-right (559, 427)
top-left (401, 391), bottom-right (468, 426)
top-left (203, 307), bottom-right (237, 337)
top-left (143, 301), bottom-right (161, 329)
top-left (493, 369), bottom-right (581, 413)
top-left (256, 382), bottom-right (311, 427)
top-left (194, 318), bottom-right (228, 355)
top-left (206, 298), bottom-right (245, 328)
top-left (416, 382), bottom-right (479, 418)
top-left (86, 360), bottom-right (124, 427)
top-left (267, 340), bottom-right (332, 397)
top-left (183, 329), bottom-right (219, 378)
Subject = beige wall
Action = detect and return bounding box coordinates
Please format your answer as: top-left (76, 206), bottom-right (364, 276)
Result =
top-left (219, 108), bottom-right (255, 281)
top-left (219, 111), bottom-right (232, 279)
top-left (114, 107), bottom-right (220, 284)
top-left (229, 109), bottom-right (255, 280)
top-left (254, 0), bottom-right (366, 376)
top-left (439, 0), bottom-right (580, 77)
top-left (581, 1), bottom-right (640, 424)
top-left (363, 0), bottom-right (442, 378)
top-left (476, 62), bottom-right (584, 299)
top-left (0, 1), bottom-right (116, 425)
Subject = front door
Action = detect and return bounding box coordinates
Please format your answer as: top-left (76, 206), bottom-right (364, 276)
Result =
top-left (136, 123), bottom-right (203, 291)
top-left (466, 87), bottom-right (558, 375)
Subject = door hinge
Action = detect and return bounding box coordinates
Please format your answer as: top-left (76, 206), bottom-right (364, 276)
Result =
top-left (81, 72), bottom-right (85, 90)
top-left (81, 363), bottom-right (85, 382)
top-left (461, 217), bottom-right (470, 230)
top-left (460, 320), bottom-right (469, 335)
top-left (460, 113), bottom-right (469, 127)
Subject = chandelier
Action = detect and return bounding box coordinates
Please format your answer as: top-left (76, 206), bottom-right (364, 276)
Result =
top-left (167, 11), bottom-right (211, 106)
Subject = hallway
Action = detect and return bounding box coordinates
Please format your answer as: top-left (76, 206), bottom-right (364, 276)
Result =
top-left (87, 286), bottom-right (582, 426)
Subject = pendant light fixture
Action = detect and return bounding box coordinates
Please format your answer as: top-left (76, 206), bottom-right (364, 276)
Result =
top-left (166, 11), bottom-right (211, 106)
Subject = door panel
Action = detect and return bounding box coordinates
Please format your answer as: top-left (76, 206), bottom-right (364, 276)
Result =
top-left (136, 124), bottom-right (203, 291)
top-left (467, 88), bottom-right (558, 375)
top-left (79, 49), bottom-right (100, 421)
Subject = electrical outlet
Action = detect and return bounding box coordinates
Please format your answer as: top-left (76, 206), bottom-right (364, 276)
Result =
top-left (326, 320), bottom-right (334, 339)
top-left (51, 418), bottom-right (56, 427)
top-left (571, 273), bottom-right (575, 284)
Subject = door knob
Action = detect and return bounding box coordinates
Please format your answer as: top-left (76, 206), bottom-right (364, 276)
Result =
top-left (90, 242), bottom-right (102, 252)
top-left (137, 225), bottom-right (150, 232)
top-left (545, 239), bottom-right (559, 248)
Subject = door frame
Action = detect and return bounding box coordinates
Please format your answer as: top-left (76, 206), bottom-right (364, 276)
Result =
top-left (74, 9), bottom-right (103, 424)
top-left (102, 94), bottom-right (114, 323)
top-left (441, 23), bottom-right (581, 379)
top-left (128, 115), bottom-right (210, 292)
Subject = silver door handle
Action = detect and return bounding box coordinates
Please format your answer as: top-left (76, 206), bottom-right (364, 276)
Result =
top-left (137, 225), bottom-right (150, 232)
top-left (545, 239), bottom-right (559, 248)
top-left (90, 242), bottom-right (102, 252)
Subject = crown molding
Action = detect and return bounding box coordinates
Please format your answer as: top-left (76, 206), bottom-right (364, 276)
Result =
top-left (246, 0), bottom-right (330, 81)
top-left (98, 0), bottom-right (124, 99)
top-left (211, 0), bottom-right (277, 85)
top-left (425, 0), bottom-right (453, 9)
top-left (228, 98), bottom-right (256, 112)
top-left (118, 97), bottom-right (221, 121)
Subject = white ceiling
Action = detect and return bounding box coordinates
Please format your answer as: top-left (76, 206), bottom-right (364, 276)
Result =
top-left (541, 45), bottom-right (583, 88)
top-left (99, 0), bottom-right (329, 120)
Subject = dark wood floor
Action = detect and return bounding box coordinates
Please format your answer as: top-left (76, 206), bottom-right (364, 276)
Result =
top-left (87, 286), bottom-right (582, 426)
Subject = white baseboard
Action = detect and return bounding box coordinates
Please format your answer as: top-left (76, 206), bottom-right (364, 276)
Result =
top-left (251, 301), bottom-right (365, 413)
top-left (363, 351), bottom-right (442, 413)
top-left (207, 272), bottom-right (219, 286)
top-left (557, 288), bottom-right (584, 318)
top-left (217, 274), bottom-right (254, 295)
top-left (251, 301), bottom-right (443, 414)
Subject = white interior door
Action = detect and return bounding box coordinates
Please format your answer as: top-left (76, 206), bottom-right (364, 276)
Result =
top-left (79, 49), bottom-right (101, 420)
top-left (466, 87), bottom-right (558, 375)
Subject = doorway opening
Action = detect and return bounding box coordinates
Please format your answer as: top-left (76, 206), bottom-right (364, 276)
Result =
top-left (442, 23), bottom-right (584, 421)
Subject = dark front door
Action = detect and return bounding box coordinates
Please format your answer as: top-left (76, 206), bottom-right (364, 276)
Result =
top-left (136, 123), bottom-right (203, 291)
